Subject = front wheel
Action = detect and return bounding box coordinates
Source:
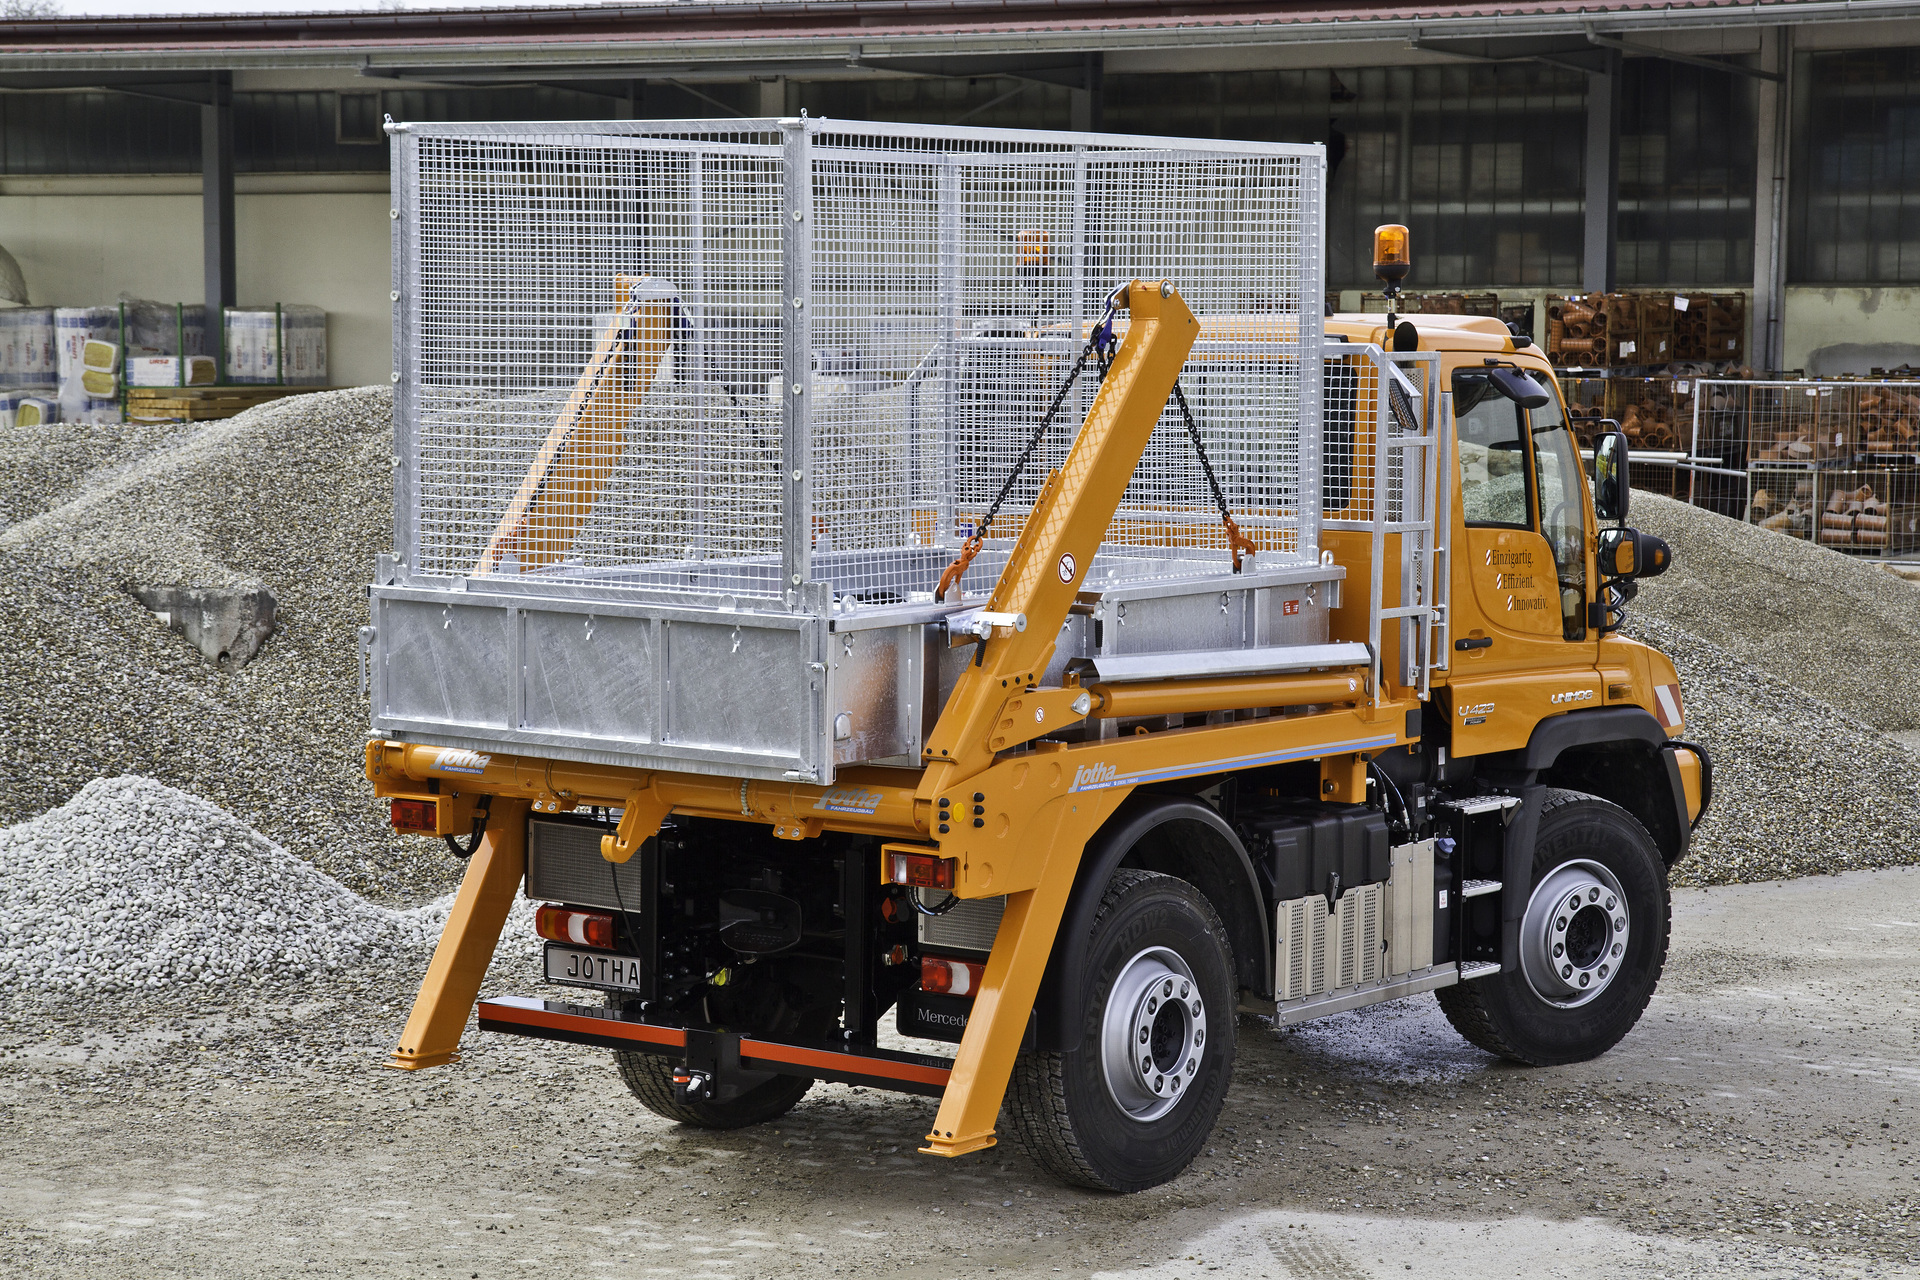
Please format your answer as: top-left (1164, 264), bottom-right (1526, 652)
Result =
top-left (1437, 788), bottom-right (1670, 1066)
top-left (1007, 869), bottom-right (1236, 1192)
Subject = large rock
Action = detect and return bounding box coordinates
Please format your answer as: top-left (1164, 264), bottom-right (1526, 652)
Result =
top-left (132, 583), bottom-right (276, 669)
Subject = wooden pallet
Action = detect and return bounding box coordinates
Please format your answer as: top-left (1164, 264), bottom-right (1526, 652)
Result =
top-left (126, 385), bottom-right (336, 422)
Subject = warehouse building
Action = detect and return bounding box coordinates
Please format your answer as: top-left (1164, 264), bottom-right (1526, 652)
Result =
top-left (0, 0), bottom-right (1916, 386)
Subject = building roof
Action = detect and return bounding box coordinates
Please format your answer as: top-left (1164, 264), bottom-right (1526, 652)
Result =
top-left (0, 0), bottom-right (1910, 74)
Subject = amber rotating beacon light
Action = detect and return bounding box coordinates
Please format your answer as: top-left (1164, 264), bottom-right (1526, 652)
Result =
top-left (1373, 223), bottom-right (1410, 328)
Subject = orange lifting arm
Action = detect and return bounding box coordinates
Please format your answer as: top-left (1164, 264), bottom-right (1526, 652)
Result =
top-left (916, 280), bottom-right (1198, 1158)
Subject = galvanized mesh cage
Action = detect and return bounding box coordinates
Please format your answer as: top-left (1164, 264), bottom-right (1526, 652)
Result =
top-left (392, 117), bottom-right (1324, 611)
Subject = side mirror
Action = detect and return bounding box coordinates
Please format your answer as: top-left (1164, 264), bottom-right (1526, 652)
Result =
top-left (1598, 526), bottom-right (1672, 580)
top-left (1593, 429), bottom-right (1630, 524)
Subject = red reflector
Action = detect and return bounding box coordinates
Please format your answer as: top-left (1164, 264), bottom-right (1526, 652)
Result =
top-left (390, 798), bottom-right (437, 833)
top-left (535, 904), bottom-right (617, 951)
top-left (921, 955), bottom-right (986, 998)
top-left (888, 851), bottom-right (955, 890)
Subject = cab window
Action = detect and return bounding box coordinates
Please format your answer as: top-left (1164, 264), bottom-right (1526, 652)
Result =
top-left (1528, 388), bottom-right (1590, 641)
top-left (1456, 391), bottom-right (1530, 527)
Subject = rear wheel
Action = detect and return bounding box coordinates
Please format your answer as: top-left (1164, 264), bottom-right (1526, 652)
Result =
top-left (1437, 788), bottom-right (1669, 1066)
top-left (1007, 869), bottom-right (1236, 1191)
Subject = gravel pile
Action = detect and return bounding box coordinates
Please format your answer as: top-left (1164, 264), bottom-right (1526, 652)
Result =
top-left (0, 775), bottom-right (535, 997)
top-left (1632, 492), bottom-right (1920, 731)
top-left (0, 387), bottom-right (449, 900)
top-left (1631, 615), bottom-right (1920, 886)
top-left (1626, 493), bottom-right (1920, 885)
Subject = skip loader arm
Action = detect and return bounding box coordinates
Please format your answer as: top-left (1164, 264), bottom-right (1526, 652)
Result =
top-left (913, 280), bottom-right (1199, 1157)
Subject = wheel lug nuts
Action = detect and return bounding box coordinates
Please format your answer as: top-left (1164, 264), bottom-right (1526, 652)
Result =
top-left (1139, 1028), bottom-right (1148, 1044)
top-left (1605, 896), bottom-right (1616, 910)
top-left (1553, 943), bottom-right (1564, 957)
top-left (1614, 917), bottom-right (1625, 930)
top-left (1191, 1000), bottom-right (1202, 1016)
top-left (1611, 943), bottom-right (1622, 957)
top-left (1588, 888), bottom-right (1600, 901)
top-left (1599, 964), bottom-right (1609, 977)
top-left (1147, 997), bottom-right (1158, 1014)
top-left (1562, 965), bottom-right (1573, 978)
top-left (1163, 980), bottom-right (1174, 997)
top-left (1180, 982), bottom-right (1190, 998)
top-left (1579, 972), bottom-right (1591, 986)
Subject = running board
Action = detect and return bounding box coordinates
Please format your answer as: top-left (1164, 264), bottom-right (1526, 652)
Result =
top-left (1458, 878), bottom-right (1502, 899)
top-left (477, 996), bottom-right (955, 1097)
top-left (1459, 961), bottom-right (1502, 981)
top-left (1270, 963), bottom-right (1458, 1026)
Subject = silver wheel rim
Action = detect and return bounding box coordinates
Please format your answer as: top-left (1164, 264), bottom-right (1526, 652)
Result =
top-left (1100, 946), bottom-right (1207, 1122)
top-left (1520, 859), bottom-right (1631, 1009)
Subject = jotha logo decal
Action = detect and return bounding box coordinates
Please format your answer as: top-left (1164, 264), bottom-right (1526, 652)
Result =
top-left (812, 787), bottom-right (884, 815)
top-left (431, 748), bottom-right (491, 775)
top-left (1070, 762), bottom-right (1121, 792)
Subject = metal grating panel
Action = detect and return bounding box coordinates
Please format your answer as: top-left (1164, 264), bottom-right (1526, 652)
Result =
top-left (526, 817), bottom-right (646, 911)
top-left (917, 892), bottom-right (1006, 955)
top-left (394, 118), bottom-right (1324, 612)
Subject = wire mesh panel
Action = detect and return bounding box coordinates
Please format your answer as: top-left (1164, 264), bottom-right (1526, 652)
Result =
top-left (394, 117), bottom-right (1323, 611)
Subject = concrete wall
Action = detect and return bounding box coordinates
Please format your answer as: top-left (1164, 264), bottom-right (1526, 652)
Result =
top-left (1782, 287), bottom-right (1920, 377)
top-left (0, 176), bottom-right (390, 388)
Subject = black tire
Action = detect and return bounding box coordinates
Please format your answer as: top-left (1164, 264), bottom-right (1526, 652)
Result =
top-left (613, 1050), bottom-right (814, 1130)
top-left (1436, 788), bottom-right (1670, 1066)
top-left (1007, 869), bottom-right (1236, 1192)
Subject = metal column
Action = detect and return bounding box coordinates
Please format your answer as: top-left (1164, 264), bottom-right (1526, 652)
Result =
top-left (201, 70), bottom-right (235, 381)
top-left (1070, 53), bottom-right (1104, 132)
top-left (1753, 27), bottom-right (1793, 373)
top-left (1582, 50), bottom-right (1621, 295)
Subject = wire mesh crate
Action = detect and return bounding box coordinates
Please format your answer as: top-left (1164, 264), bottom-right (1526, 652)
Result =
top-left (371, 117), bottom-right (1338, 782)
top-left (1812, 468), bottom-right (1920, 556)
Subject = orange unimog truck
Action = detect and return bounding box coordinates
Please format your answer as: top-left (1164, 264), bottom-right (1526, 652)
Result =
top-left (364, 118), bottom-right (1708, 1192)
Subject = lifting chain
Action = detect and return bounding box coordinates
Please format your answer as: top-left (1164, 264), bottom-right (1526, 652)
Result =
top-left (935, 294), bottom-right (1262, 597)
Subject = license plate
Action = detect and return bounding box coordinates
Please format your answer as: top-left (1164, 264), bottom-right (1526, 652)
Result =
top-left (544, 943), bottom-right (647, 993)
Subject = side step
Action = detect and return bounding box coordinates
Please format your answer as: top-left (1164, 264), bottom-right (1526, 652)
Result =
top-left (477, 996), bottom-right (955, 1097)
top-left (1458, 879), bottom-right (1502, 899)
top-left (1459, 961), bottom-right (1502, 981)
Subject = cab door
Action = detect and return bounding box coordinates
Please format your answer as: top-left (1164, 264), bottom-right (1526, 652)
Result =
top-left (1446, 362), bottom-right (1601, 755)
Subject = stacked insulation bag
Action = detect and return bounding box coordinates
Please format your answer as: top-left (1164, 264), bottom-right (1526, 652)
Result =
top-left (0, 307), bottom-right (57, 426)
top-left (56, 306), bottom-right (124, 424)
top-left (225, 305), bottom-right (327, 385)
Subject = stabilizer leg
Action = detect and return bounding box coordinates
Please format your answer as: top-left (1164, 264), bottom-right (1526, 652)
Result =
top-left (388, 797), bottom-right (532, 1070)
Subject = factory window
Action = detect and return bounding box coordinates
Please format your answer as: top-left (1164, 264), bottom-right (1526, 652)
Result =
top-left (336, 92), bottom-right (386, 146)
top-left (0, 86), bottom-right (625, 175)
top-left (1616, 59), bottom-right (1757, 286)
top-left (1791, 47), bottom-right (1920, 284)
top-left (1323, 64), bottom-right (1587, 290)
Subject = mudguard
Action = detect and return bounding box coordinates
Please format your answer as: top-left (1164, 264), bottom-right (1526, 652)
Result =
top-left (1031, 796), bottom-right (1268, 1053)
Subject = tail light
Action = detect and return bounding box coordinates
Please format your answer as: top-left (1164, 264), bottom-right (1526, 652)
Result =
top-left (535, 904), bottom-right (617, 951)
top-left (390, 798), bottom-right (437, 833)
top-left (888, 850), bottom-right (956, 890)
top-left (921, 955), bottom-right (987, 997)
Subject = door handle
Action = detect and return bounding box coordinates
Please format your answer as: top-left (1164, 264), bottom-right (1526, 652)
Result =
top-left (1454, 636), bottom-right (1492, 651)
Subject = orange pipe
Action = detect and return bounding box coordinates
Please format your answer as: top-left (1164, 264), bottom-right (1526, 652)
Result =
top-left (1088, 671), bottom-right (1366, 719)
top-left (368, 741), bottom-right (927, 837)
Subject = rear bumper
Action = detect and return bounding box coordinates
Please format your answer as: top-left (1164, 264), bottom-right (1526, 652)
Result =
top-left (477, 996), bottom-right (955, 1097)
